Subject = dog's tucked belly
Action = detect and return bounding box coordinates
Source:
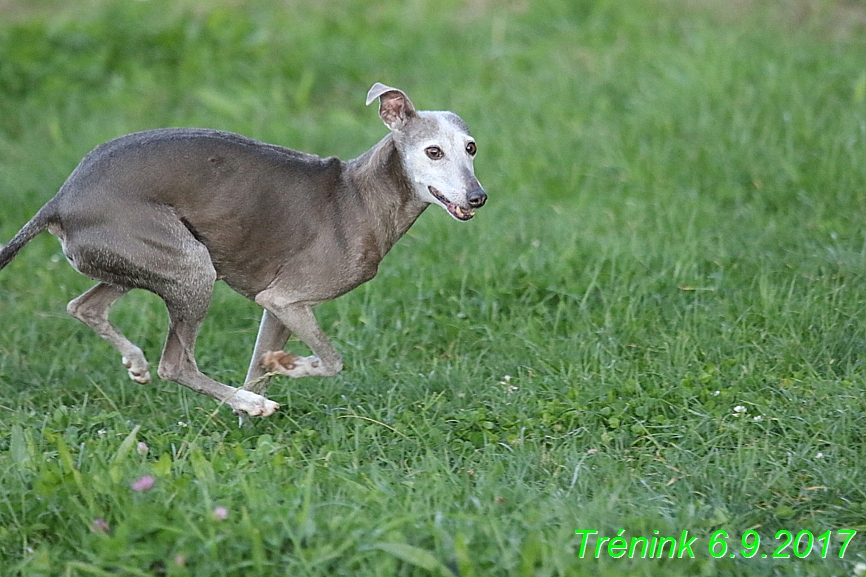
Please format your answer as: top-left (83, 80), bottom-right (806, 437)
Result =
top-left (53, 128), bottom-right (377, 301)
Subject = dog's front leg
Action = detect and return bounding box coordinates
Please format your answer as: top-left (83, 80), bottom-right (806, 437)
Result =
top-left (254, 289), bottom-right (343, 378)
top-left (244, 310), bottom-right (292, 394)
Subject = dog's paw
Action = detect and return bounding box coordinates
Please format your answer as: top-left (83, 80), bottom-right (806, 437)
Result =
top-left (228, 389), bottom-right (279, 417)
top-left (122, 355), bottom-right (151, 384)
top-left (261, 351), bottom-right (300, 373)
top-left (260, 351), bottom-right (328, 377)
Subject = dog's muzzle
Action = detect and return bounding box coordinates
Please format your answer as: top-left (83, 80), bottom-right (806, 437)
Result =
top-left (467, 187), bottom-right (487, 209)
top-left (429, 185), bottom-right (486, 221)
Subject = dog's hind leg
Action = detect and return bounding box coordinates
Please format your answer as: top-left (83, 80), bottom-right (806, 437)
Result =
top-left (67, 283), bottom-right (151, 384)
top-left (157, 300), bottom-right (279, 417)
top-left (150, 248), bottom-right (279, 417)
top-left (244, 310), bottom-right (291, 394)
top-left (62, 206), bottom-right (278, 417)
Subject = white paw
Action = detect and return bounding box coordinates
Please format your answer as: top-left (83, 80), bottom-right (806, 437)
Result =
top-left (227, 389), bottom-right (279, 417)
top-left (260, 351), bottom-right (327, 378)
top-left (122, 356), bottom-right (151, 384)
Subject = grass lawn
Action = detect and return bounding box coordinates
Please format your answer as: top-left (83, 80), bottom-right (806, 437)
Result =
top-left (1, 0), bottom-right (865, 575)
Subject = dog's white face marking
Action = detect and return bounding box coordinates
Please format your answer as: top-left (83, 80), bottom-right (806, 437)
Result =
top-left (367, 83), bottom-right (487, 221)
top-left (398, 111), bottom-right (486, 221)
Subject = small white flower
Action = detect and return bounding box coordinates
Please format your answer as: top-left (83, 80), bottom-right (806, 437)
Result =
top-left (212, 506), bottom-right (228, 521)
top-left (711, 390), bottom-right (720, 397)
top-left (177, 421), bottom-right (188, 428)
top-left (90, 518), bottom-right (110, 534)
top-left (753, 415), bottom-right (763, 422)
top-left (137, 442), bottom-right (149, 456)
top-left (98, 429), bottom-right (107, 437)
top-left (815, 452), bottom-right (824, 459)
top-left (733, 405), bottom-right (747, 417)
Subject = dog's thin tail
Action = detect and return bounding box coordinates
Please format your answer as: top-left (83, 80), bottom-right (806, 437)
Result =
top-left (0, 200), bottom-right (59, 271)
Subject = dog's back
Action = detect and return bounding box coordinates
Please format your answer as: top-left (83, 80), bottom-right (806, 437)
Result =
top-left (51, 128), bottom-right (366, 297)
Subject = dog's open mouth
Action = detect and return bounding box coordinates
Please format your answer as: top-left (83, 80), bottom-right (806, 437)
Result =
top-left (428, 186), bottom-right (475, 221)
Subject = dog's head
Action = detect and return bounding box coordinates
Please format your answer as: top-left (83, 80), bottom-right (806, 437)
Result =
top-left (366, 83), bottom-right (486, 221)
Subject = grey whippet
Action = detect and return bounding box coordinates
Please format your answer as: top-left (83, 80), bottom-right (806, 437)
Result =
top-left (0, 83), bottom-right (486, 417)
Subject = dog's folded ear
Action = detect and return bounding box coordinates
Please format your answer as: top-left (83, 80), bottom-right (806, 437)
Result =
top-left (366, 82), bottom-right (416, 131)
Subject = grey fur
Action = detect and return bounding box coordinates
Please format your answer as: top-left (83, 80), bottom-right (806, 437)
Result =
top-left (0, 83), bottom-right (486, 417)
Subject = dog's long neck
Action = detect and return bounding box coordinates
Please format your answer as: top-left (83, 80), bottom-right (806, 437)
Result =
top-left (344, 134), bottom-right (428, 259)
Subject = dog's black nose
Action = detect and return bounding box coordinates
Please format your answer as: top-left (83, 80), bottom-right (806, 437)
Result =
top-left (467, 189), bottom-right (487, 208)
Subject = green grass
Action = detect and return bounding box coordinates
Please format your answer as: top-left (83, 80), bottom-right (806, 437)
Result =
top-left (1, 0), bottom-right (866, 575)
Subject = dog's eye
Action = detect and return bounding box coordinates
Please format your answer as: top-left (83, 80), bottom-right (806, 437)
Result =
top-left (425, 146), bottom-right (443, 160)
top-left (466, 142), bottom-right (477, 156)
